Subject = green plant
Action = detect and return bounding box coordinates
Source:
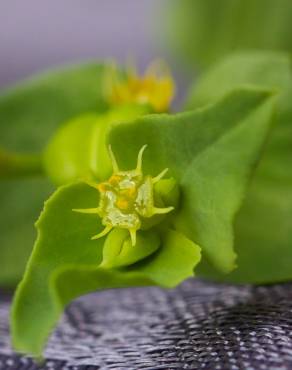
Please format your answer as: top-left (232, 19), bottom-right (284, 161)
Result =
top-left (0, 54), bottom-right (291, 357)
top-left (163, 0), bottom-right (292, 69)
top-left (0, 63), bottom-right (108, 287)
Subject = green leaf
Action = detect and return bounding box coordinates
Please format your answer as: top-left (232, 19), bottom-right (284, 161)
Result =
top-left (186, 52), bottom-right (292, 283)
top-left (186, 52), bottom-right (291, 109)
top-left (108, 88), bottom-right (275, 273)
top-left (44, 104), bottom-right (149, 185)
top-left (164, 0), bottom-right (292, 68)
top-left (11, 182), bottom-right (200, 357)
top-left (0, 62), bottom-right (109, 286)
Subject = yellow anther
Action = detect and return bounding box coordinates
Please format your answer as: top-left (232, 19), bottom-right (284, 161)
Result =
top-left (116, 198), bottom-right (129, 210)
top-left (109, 174), bottom-right (121, 186)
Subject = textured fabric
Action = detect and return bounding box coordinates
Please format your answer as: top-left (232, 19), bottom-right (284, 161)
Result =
top-left (1, 279), bottom-right (292, 369)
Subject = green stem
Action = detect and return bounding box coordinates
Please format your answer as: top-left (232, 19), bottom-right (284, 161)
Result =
top-left (0, 149), bottom-right (44, 178)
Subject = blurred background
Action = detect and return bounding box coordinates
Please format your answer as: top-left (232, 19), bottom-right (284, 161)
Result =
top-left (0, 0), bottom-right (169, 88)
top-left (2, 0), bottom-right (292, 95)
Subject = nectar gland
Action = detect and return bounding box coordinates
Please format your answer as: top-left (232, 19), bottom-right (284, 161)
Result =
top-left (73, 145), bottom-right (174, 246)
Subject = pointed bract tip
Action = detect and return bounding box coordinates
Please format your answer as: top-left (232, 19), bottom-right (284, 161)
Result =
top-left (91, 225), bottom-right (112, 240)
top-left (153, 206), bottom-right (174, 215)
top-left (73, 208), bottom-right (100, 215)
top-left (153, 168), bottom-right (169, 184)
top-left (136, 144), bottom-right (148, 173)
top-left (129, 228), bottom-right (137, 246)
top-left (108, 145), bottom-right (119, 173)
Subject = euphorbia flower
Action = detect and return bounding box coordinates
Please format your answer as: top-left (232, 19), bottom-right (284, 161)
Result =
top-left (74, 145), bottom-right (174, 246)
top-left (8, 59), bottom-right (276, 358)
top-left (106, 60), bottom-right (175, 112)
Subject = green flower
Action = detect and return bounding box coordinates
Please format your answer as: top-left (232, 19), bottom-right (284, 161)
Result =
top-left (74, 145), bottom-right (174, 246)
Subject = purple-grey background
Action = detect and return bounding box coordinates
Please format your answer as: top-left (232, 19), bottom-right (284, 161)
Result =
top-left (0, 0), bottom-right (184, 89)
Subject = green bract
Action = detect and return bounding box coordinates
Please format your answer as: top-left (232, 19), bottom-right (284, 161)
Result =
top-left (44, 104), bottom-right (150, 185)
top-left (187, 52), bottom-right (292, 283)
top-left (11, 86), bottom-right (275, 357)
top-left (0, 62), bottom-right (110, 286)
top-left (12, 182), bottom-right (200, 356)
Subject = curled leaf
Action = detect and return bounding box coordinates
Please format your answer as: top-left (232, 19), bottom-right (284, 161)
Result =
top-left (101, 228), bottom-right (160, 268)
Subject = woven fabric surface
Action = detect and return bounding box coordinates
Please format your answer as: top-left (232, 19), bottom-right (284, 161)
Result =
top-left (1, 279), bottom-right (292, 370)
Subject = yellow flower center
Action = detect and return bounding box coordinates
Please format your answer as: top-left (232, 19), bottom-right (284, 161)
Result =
top-left (106, 60), bottom-right (175, 113)
top-left (74, 146), bottom-right (174, 245)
